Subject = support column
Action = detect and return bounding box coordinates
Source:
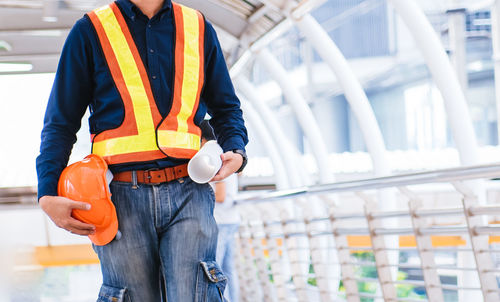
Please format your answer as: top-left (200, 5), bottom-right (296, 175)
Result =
top-left (293, 14), bottom-right (390, 176)
top-left (491, 0), bottom-right (500, 143)
top-left (388, 0), bottom-right (479, 165)
top-left (256, 48), bottom-right (334, 183)
top-left (240, 100), bottom-right (290, 189)
top-left (447, 8), bottom-right (468, 91)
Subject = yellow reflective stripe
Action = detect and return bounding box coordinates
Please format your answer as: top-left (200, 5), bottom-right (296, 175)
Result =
top-left (92, 6), bottom-right (157, 156)
top-left (93, 134), bottom-right (159, 155)
top-left (177, 6), bottom-right (201, 133)
top-left (158, 130), bottom-right (200, 150)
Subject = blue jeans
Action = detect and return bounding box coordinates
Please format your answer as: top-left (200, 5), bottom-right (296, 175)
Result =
top-left (216, 224), bottom-right (239, 302)
top-left (92, 176), bottom-right (226, 302)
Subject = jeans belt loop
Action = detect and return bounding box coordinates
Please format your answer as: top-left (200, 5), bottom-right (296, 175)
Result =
top-left (131, 170), bottom-right (138, 189)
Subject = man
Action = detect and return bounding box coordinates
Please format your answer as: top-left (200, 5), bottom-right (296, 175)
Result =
top-left (201, 120), bottom-right (240, 302)
top-left (36, 0), bottom-right (248, 301)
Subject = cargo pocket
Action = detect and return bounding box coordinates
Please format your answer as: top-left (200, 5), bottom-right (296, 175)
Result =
top-left (96, 284), bottom-right (130, 302)
top-left (196, 260), bottom-right (228, 301)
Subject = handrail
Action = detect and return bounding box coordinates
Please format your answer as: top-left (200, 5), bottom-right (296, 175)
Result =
top-left (235, 163), bottom-right (500, 301)
top-left (237, 162), bottom-right (500, 204)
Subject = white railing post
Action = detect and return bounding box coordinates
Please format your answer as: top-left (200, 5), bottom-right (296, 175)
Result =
top-left (239, 222), bottom-right (264, 302)
top-left (453, 181), bottom-right (500, 302)
top-left (234, 233), bottom-right (249, 302)
top-left (280, 207), bottom-right (310, 302)
top-left (362, 197), bottom-right (398, 301)
top-left (302, 201), bottom-right (336, 301)
top-left (262, 207), bottom-right (290, 302)
top-left (249, 219), bottom-right (277, 302)
top-left (329, 206), bottom-right (360, 302)
top-left (400, 187), bottom-right (445, 302)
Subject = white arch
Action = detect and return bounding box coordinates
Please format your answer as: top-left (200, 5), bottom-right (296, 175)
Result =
top-left (255, 48), bottom-right (334, 184)
top-left (388, 0), bottom-right (479, 165)
top-left (236, 76), bottom-right (307, 187)
top-left (293, 14), bottom-right (390, 176)
top-left (240, 99), bottom-right (290, 190)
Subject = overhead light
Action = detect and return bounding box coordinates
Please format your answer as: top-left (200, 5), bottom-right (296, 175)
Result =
top-left (22, 30), bottom-right (63, 37)
top-left (0, 63), bottom-right (33, 73)
top-left (0, 41), bottom-right (12, 52)
top-left (43, 0), bottom-right (58, 22)
top-left (42, 16), bottom-right (58, 22)
top-left (468, 60), bottom-right (484, 72)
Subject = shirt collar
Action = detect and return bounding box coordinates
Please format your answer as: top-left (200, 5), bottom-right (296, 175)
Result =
top-left (116, 0), bottom-right (172, 21)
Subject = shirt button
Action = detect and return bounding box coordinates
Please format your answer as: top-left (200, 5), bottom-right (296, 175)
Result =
top-left (150, 49), bottom-right (154, 53)
top-left (148, 24), bottom-right (152, 28)
top-left (152, 75), bottom-right (157, 79)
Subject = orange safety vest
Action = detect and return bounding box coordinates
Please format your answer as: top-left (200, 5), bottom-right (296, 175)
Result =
top-left (87, 1), bottom-right (204, 165)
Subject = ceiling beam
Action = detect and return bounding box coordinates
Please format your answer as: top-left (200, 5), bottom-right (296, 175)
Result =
top-left (177, 0), bottom-right (248, 37)
top-left (0, 7), bottom-right (82, 31)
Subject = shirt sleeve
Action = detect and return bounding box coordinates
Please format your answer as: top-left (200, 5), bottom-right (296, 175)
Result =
top-left (36, 17), bottom-right (94, 200)
top-left (202, 20), bottom-right (248, 153)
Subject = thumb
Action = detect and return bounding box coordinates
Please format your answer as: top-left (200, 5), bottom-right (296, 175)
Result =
top-left (220, 153), bottom-right (228, 161)
top-left (70, 201), bottom-right (92, 211)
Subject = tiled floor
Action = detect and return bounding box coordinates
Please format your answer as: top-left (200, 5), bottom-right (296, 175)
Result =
top-left (9, 265), bottom-right (101, 302)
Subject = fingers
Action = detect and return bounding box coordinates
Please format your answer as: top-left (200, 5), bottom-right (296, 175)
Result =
top-left (69, 200), bottom-right (92, 211)
top-left (212, 152), bottom-right (242, 181)
top-left (39, 196), bottom-right (96, 236)
top-left (212, 167), bottom-right (230, 181)
top-left (63, 217), bottom-right (96, 236)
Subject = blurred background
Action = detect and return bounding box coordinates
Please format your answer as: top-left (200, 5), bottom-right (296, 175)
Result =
top-left (2, 0), bottom-right (500, 301)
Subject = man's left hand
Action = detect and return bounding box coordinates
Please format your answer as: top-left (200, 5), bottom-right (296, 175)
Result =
top-left (211, 151), bottom-right (243, 181)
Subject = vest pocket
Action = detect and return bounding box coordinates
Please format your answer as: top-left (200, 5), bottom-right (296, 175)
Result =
top-left (197, 260), bottom-right (228, 301)
top-left (97, 284), bottom-right (130, 302)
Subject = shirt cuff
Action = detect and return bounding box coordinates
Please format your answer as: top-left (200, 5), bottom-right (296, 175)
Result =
top-left (37, 180), bottom-right (59, 201)
top-left (220, 136), bottom-right (246, 153)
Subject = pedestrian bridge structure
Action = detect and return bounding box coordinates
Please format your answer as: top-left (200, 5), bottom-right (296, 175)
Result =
top-left (2, 0), bottom-right (500, 301)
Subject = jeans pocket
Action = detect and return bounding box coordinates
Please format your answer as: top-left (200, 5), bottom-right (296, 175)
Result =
top-left (96, 284), bottom-right (130, 302)
top-left (196, 260), bottom-right (228, 302)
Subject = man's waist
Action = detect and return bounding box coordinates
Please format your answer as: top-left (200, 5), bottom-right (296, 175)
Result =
top-left (108, 158), bottom-right (189, 174)
top-left (113, 164), bottom-right (189, 184)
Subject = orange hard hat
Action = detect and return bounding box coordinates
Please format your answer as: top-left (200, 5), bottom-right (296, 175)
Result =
top-left (57, 154), bottom-right (118, 246)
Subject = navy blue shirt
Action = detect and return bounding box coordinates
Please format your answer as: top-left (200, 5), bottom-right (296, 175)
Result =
top-left (36, 0), bottom-right (248, 199)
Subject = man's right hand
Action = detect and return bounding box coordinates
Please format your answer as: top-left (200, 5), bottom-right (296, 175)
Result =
top-left (39, 196), bottom-right (96, 236)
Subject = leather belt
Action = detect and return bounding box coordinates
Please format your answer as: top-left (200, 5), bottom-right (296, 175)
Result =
top-left (113, 164), bottom-right (189, 184)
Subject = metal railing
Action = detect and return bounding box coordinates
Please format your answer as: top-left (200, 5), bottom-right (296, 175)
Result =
top-left (234, 163), bottom-right (500, 302)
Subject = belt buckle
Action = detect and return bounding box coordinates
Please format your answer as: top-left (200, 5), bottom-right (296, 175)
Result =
top-left (143, 168), bottom-right (159, 184)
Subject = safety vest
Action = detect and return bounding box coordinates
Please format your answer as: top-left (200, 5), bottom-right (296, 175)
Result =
top-left (87, 1), bottom-right (204, 165)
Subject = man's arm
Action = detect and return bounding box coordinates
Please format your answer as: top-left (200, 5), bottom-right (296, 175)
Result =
top-left (202, 21), bottom-right (249, 180)
top-left (36, 18), bottom-right (96, 235)
top-left (214, 181), bottom-right (226, 203)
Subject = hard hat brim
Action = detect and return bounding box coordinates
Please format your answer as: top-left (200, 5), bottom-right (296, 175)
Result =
top-left (89, 208), bottom-right (119, 246)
